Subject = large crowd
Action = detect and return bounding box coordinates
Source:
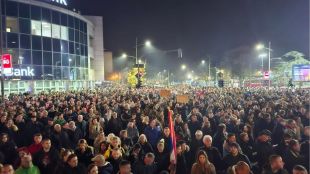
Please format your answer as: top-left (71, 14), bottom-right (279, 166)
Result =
top-left (0, 86), bottom-right (309, 174)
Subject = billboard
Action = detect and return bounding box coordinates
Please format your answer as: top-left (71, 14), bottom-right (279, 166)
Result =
top-left (1, 54), bottom-right (13, 75)
top-left (292, 64), bottom-right (310, 81)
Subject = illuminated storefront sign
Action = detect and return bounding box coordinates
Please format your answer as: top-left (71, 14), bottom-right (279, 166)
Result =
top-left (7, 67), bottom-right (35, 77)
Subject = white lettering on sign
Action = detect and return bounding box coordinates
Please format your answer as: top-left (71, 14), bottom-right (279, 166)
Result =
top-left (51, 0), bottom-right (68, 6)
top-left (6, 67), bottom-right (35, 77)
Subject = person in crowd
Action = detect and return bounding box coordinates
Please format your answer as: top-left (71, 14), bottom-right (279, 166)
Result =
top-left (188, 114), bottom-right (202, 139)
top-left (283, 139), bottom-right (306, 173)
top-left (51, 124), bottom-right (71, 150)
top-left (24, 113), bottom-right (44, 146)
top-left (201, 117), bottom-right (213, 136)
top-left (107, 148), bottom-right (123, 174)
top-left (67, 121), bottom-right (84, 149)
top-left (223, 142), bottom-right (251, 169)
top-left (213, 123), bottom-right (227, 155)
top-left (292, 165), bottom-right (308, 174)
top-left (255, 130), bottom-right (275, 169)
top-left (126, 121), bottom-right (139, 143)
top-left (173, 142), bottom-right (187, 174)
top-left (118, 160), bottom-right (132, 174)
top-left (89, 118), bottom-right (102, 146)
top-left (191, 150), bottom-right (216, 174)
top-left (274, 133), bottom-right (292, 157)
top-left (161, 127), bottom-right (172, 154)
top-left (33, 138), bottom-right (59, 174)
top-left (238, 132), bottom-right (255, 162)
top-left (15, 155), bottom-right (40, 174)
top-left (0, 164), bottom-right (14, 174)
top-left (300, 140), bottom-right (309, 171)
top-left (262, 155), bottom-right (289, 174)
top-left (223, 133), bottom-right (237, 157)
top-left (94, 132), bottom-right (106, 155)
top-left (119, 130), bottom-right (133, 155)
top-left (134, 152), bottom-right (157, 174)
top-left (144, 119), bottom-right (161, 149)
top-left (75, 139), bottom-right (94, 167)
top-left (76, 115), bottom-right (88, 139)
top-left (189, 130), bottom-right (204, 166)
top-left (127, 144), bottom-right (142, 166)
top-left (91, 154), bottom-right (113, 174)
top-left (154, 139), bottom-right (169, 172)
top-left (137, 134), bottom-right (154, 156)
top-left (28, 133), bottom-right (43, 155)
top-left (0, 133), bottom-right (18, 165)
top-left (106, 112), bottom-right (122, 136)
top-left (227, 161), bottom-right (252, 174)
top-left (87, 164), bottom-right (99, 174)
top-left (54, 148), bottom-right (73, 174)
top-left (62, 154), bottom-right (87, 174)
top-left (199, 135), bottom-right (222, 171)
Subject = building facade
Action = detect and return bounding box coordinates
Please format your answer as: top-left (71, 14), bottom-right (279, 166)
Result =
top-left (0, 0), bottom-right (104, 93)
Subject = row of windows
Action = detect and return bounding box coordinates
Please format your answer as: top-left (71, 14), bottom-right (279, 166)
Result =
top-left (2, 1), bottom-right (87, 32)
top-left (4, 49), bottom-right (88, 68)
top-left (4, 17), bottom-right (88, 44)
top-left (6, 65), bottom-right (89, 80)
top-left (4, 33), bottom-right (88, 56)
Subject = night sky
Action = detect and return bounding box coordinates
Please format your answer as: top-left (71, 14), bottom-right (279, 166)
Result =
top-left (71, 0), bottom-right (309, 72)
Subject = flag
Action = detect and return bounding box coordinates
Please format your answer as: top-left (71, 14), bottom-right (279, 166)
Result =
top-left (169, 110), bottom-right (177, 164)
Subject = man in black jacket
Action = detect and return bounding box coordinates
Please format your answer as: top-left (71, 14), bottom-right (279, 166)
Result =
top-left (283, 139), bottom-right (306, 173)
top-left (199, 135), bottom-right (223, 171)
top-left (255, 130), bottom-right (275, 169)
top-left (133, 152), bottom-right (157, 174)
top-left (33, 138), bottom-right (59, 174)
top-left (262, 155), bottom-right (289, 174)
top-left (223, 142), bottom-right (251, 169)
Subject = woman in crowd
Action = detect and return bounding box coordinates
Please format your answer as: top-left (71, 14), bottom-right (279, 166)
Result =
top-left (191, 150), bottom-right (216, 174)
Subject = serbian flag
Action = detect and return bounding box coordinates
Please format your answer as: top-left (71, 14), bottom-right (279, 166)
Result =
top-left (168, 110), bottom-right (177, 164)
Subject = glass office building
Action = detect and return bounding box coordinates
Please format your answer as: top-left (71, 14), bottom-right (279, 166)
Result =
top-left (0, 0), bottom-right (104, 93)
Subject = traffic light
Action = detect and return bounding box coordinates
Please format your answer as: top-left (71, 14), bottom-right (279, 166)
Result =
top-left (218, 80), bottom-right (224, 88)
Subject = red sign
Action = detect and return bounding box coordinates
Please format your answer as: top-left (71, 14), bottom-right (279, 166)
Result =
top-left (264, 71), bottom-right (269, 79)
top-left (1, 54), bottom-right (13, 74)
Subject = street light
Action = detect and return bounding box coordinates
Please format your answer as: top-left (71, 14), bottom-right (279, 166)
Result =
top-left (145, 40), bottom-right (151, 47)
top-left (122, 53), bottom-right (127, 58)
top-left (255, 42), bottom-right (272, 88)
top-left (201, 60), bottom-right (205, 65)
top-left (181, 64), bottom-right (187, 70)
top-left (258, 53), bottom-right (267, 72)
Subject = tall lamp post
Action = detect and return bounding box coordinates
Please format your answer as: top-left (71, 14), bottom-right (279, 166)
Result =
top-left (122, 38), bottom-right (151, 88)
top-left (256, 42), bottom-right (272, 89)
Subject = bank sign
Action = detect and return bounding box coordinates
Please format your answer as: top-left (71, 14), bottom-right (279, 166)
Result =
top-left (7, 67), bottom-right (35, 77)
top-left (41, 0), bottom-right (68, 6)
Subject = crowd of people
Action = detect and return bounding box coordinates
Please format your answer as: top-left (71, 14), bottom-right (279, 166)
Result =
top-left (0, 86), bottom-right (309, 174)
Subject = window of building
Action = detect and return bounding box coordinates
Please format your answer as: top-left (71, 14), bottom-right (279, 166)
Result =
top-left (52, 11), bottom-right (60, 24)
top-left (62, 54), bottom-right (69, 66)
top-left (6, 17), bottom-right (19, 33)
top-left (53, 53), bottom-right (61, 66)
top-left (19, 18), bottom-right (31, 34)
top-left (52, 24), bottom-right (60, 39)
top-left (62, 67), bottom-right (70, 80)
top-left (43, 66), bottom-right (53, 79)
top-left (20, 34), bottom-right (31, 49)
top-left (61, 40), bottom-right (68, 53)
top-left (43, 51), bottom-right (53, 65)
top-left (74, 18), bottom-right (80, 30)
top-left (32, 50), bottom-right (42, 65)
top-left (42, 8), bottom-right (51, 22)
top-left (42, 21), bottom-right (51, 37)
top-left (7, 33), bottom-right (18, 48)
top-left (19, 49), bottom-right (31, 64)
top-left (75, 43), bottom-right (80, 55)
top-left (69, 54), bottom-right (76, 67)
top-left (31, 20), bottom-right (41, 36)
top-left (61, 13), bottom-right (68, 26)
top-left (69, 28), bottom-right (74, 41)
top-left (31, 5), bottom-right (41, 20)
top-left (19, 3), bottom-right (30, 18)
top-left (42, 37), bottom-right (52, 51)
top-left (68, 15), bottom-right (74, 28)
top-left (75, 55), bottom-right (80, 67)
top-left (6, 1), bottom-right (18, 17)
top-left (75, 30), bottom-right (79, 43)
top-left (69, 42), bottom-right (74, 54)
top-left (33, 65), bottom-right (43, 80)
top-left (32, 35), bottom-right (42, 50)
top-left (61, 26), bottom-right (68, 40)
top-left (52, 39), bottom-right (60, 52)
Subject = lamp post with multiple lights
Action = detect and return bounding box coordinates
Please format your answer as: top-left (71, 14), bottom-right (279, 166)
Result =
top-left (256, 42), bottom-right (272, 88)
